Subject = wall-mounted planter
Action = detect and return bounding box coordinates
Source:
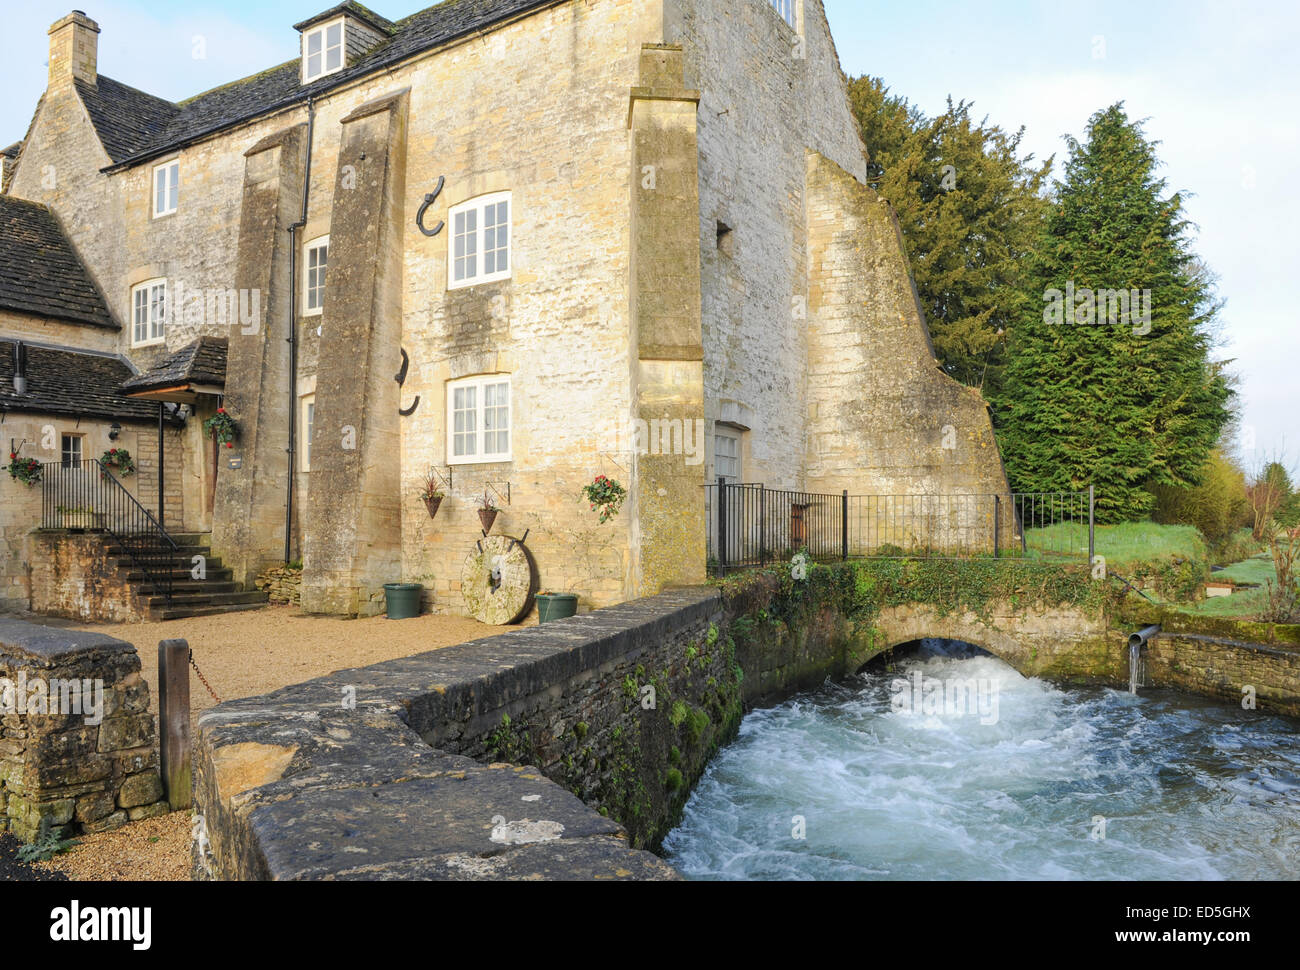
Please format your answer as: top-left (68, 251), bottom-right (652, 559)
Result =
top-left (423, 495), bottom-right (443, 519)
top-left (478, 509), bottom-right (499, 534)
top-left (537, 593), bottom-right (579, 624)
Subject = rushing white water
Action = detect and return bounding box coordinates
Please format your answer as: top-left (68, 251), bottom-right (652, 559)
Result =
top-left (662, 641), bottom-right (1300, 880)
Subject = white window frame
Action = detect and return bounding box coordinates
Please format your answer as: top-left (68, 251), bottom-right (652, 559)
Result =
top-left (131, 278), bottom-right (167, 347)
top-left (304, 235), bottom-right (329, 317)
top-left (770, 0), bottom-right (797, 29)
top-left (301, 395), bottom-right (316, 471)
top-left (447, 375), bottom-right (512, 465)
top-left (302, 18), bottom-right (346, 83)
top-left (152, 160), bottom-right (179, 218)
top-left (448, 191), bottom-right (512, 290)
top-left (715, 429), bottom-right (742, 484)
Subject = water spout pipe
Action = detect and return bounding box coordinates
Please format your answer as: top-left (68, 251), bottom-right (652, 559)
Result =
top-left (1128, 625), bottom-right (1161, 650)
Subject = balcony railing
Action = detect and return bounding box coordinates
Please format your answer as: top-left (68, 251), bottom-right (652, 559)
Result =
top-left (40, 459), bottom-right (178, 603)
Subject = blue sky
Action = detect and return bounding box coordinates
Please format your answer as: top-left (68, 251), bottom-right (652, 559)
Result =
top-left (3, 1), bottom-right (1295, 466)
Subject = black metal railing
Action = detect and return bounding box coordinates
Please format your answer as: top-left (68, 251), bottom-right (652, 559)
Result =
top-left (704, 480), bottom-right (1095, 575)
top-left (40, 459), bottom-right (179, 603)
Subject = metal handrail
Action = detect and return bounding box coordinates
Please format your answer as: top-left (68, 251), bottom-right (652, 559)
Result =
top-left (40, 459), bottom-right (179, 603)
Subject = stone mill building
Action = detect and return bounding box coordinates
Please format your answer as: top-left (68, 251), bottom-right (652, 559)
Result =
top-left (1, 0), bottom-right (1011, 619)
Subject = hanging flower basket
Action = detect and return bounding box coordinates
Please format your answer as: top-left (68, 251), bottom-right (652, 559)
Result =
top-left (478, 489), bottom-right (499, 533)
top-left (204, 408), bottom-right (239, 449)
top-left (416, 467), bottom-right (445, 520)
top-left (7, 452), bottom-right (41, 487)
top-left (100, 447), bottom-right (135, 479)
top-left (582, 475), bottom-right (627, 525)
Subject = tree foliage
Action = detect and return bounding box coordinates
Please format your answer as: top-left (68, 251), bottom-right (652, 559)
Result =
top-left (846, 76), bottom-right (1052, 393)
top-left (995, 104), bottom-right (1232, 521)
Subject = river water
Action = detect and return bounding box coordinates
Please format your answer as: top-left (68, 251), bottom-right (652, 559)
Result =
top-left (662, 641), bottom-right (1300, 880)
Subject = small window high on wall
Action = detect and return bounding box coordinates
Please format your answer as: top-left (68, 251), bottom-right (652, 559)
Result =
top-left (131, 278), bottom-right (167, 347)
top-left (302, 18), bottom-right (345, 83)
top-left (771, 0), bottom-right (797, 29)
top-left (304, 236), bottom-right (329, 316)
top-left (448, 192), bottom-right (511, 289)
top-left (153, 160), bottom-right (179, 218)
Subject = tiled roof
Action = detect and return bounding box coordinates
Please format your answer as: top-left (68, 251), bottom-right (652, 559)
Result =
top-left (0, 143), bottom-right (21, 159)
top-left (100, 0), bottom-right (557, 171)
top-left (0, 341), bottom-right (169, 423)
top-left (294, 1), bottom-right (399, 33)
top-left (122, 336), bottom-right (228, 394)
top-left (74, 76), bottom-right (181, 164)
top-left (0, 196), bottom-right (116, 329)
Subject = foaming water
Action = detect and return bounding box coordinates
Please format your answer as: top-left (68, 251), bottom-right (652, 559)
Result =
top-left (662, 641), bottom-right (1300, 880)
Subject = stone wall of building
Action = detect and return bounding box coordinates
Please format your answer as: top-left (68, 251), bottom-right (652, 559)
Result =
top-left (0, 617), bottom-right (167, 843)
top-left (803, 151), bottom-right (1015, 542)
top-left (668, 0), bottom-right (869, 489)
top-left (24, 532), bottom-right (148, 623)
top-left (0, 414), bottom-right (155, 612)
top-left (0, 309), bottom-right (119, 355)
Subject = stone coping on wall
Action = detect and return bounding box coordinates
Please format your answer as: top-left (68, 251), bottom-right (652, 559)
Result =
top-left (194, 589), bottom-right (726, 880)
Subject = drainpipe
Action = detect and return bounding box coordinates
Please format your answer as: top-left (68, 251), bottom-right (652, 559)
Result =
top-left (286, 99), bottom-right (316, 564)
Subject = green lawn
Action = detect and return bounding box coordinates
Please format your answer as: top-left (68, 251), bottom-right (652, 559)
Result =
top-left (1022, 520), bottom-right (1206, 569)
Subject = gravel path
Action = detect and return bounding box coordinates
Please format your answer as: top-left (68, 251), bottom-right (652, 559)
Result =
top-left (11, 606), bottom-right (518, 881)
top-left (0, 833), bottom-right (71, 881)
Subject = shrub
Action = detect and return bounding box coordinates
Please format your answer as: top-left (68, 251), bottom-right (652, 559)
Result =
top-left (1151, 449), bottom-right (1251, 549)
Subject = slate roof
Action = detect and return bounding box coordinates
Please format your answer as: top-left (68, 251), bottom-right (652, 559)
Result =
top-left (98, 0), bottom-right (557, 171)
top-left (0, 196), bottom-right (117, 329)
top-left (122, 336), bottom-right (228, 394)
top-left (74, 77), bottom-right (181, 165)
top-left (0, 143), bottom-right (21, 159)
top-left (0, 341), bottom-right (168, 423)
top-left (294, 1), bottom-right (399, 33)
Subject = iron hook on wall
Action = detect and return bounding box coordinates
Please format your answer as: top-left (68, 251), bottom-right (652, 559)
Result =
top-left (396, 347), bottom-right (420, 417)
top-left (415, 175), bottom-right (446, 237)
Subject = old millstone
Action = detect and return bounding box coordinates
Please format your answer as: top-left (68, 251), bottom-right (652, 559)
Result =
top-left (461, 535), bottom-right (535, 625)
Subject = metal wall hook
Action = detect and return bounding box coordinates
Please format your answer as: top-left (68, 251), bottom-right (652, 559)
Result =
top-left (416, 175), bottom-right (446, 237)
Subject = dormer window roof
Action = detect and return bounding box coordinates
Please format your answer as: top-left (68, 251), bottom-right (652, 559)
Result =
top-left (294, 3), bottom-right (396, 85)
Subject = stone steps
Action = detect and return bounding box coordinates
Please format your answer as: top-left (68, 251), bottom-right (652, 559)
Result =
top-left (89, 534), bottom-right (269, 621)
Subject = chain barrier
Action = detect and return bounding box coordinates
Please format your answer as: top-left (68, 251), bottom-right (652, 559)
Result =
top-left (189, 649), bottom-right (222, 704)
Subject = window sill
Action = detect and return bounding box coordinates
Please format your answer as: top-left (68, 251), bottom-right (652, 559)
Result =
top-left (448, 272), bottom-right (512, 292)
top-left (448, 455), bottom-right (513, 467)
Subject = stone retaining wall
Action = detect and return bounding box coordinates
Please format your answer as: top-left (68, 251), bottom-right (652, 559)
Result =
top-left (0, 619), bottom-right (167, 842)
top-left (1145, 633), bottom-right (1300, 716)
top-left (192, 571), bottom-right (1300, 881)
top-left (25, 532), bottom-right (147, 623)
top-left (254, 564), bottom-right (302, 606)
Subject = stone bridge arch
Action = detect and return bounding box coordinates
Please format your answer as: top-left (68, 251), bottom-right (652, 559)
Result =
top-left (854, 600), bottom-right (1120, 682)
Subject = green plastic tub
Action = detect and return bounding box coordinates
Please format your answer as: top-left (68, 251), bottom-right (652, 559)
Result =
top-left (383, 583), bottom-right (423, 620)
top-left (536, 593), bottom-right (579, 624)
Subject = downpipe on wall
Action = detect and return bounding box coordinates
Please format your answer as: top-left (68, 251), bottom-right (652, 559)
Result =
top-left (285, 98), bottom-right (315, 564)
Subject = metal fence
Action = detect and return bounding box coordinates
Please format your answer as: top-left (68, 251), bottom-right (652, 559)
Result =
top-left (40, 459), bottom-right (179, 603)
top-left (704, 480), bottom-right (1094, 575)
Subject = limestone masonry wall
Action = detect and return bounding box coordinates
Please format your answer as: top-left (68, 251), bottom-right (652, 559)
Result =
top-left (0, 618), bottom-right (167, 842)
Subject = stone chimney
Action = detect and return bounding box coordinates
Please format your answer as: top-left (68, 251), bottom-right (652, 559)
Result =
top-left (48, 11), bottom-right (100, 89)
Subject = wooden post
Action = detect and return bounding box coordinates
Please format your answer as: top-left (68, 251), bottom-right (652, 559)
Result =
top-left (158, 639), bottom-right (192, 810)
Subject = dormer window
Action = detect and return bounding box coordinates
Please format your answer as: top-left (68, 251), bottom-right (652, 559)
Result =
top-left (302, 18), bottom-right (345, 83)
